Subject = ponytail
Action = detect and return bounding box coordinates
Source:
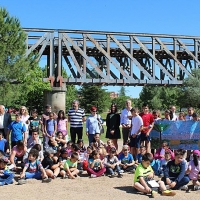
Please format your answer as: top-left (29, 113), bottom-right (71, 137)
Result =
top-left (193, 154), bottom-right (199, 167)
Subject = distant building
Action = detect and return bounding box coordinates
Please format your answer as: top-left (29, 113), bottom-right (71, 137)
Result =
top-left (110, 92), bottom-right (119, 99)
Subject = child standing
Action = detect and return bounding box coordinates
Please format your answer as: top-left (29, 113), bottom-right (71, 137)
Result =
top-left (104, 147), bottom-right (122, 178)
top-left (61, 152), bottom-right (79, 179)
top-left (44, 112), bottom-right (57, 149)
top-left (57, 110), bottom-right (68, 141)
top-left (7, 114), bottom-right (26, 148)
top-left (133, 153), bottom-right (176, 197)
top-left (0, 156), bottom-right (14, 186)
top-left (27, 109), bottom-right (42, 139)
top-left (186, 150), bottom-right (200, 190)
top-left (163, 149), bottom-right (190, 190)
top-left (87, 150), bottom-right (106, 178)
top-left (18, 149), bottom-right (51, 184)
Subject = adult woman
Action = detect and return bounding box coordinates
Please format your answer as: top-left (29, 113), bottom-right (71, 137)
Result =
top-left (106, 103), bottom-right (121, 150)
top-left (86, 106), bottom-right (100, 144)
top-left (20, 106), bottom-right (30, 142)
top-left (10, 140), bottom-right (27, 169)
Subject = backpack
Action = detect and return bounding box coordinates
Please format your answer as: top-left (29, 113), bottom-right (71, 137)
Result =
top-left (26, 160), bottom-right (40, 172)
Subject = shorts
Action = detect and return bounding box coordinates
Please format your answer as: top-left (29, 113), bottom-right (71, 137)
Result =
top-left (141, 133), bottom-right (151, 142)
top-left (130, 135), bottom-right (141, 148)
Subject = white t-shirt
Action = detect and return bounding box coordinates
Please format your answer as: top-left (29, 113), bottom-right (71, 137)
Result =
top-left (130, 115), bottom-right (143, 135)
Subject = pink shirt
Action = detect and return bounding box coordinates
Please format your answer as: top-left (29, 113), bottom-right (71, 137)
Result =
top-left (57, 119), bottom-right (68, 135)
top-left (12, 146), bottom-right (25, 157)
top-left (188, 160), bottom-right (200, 180)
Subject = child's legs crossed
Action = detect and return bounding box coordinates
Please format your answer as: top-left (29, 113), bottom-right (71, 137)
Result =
top-left (95, 168), bottom-right (106, 177)
top-left (25, 171), bottom-right (42, 180)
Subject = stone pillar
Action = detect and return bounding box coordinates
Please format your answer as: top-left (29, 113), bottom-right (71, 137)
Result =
top-left (44, 84), bottom-right (66, 113)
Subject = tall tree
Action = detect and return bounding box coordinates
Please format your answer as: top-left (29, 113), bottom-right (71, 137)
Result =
top-left (0, 8), bottom-right (37, 105)
top-left (119, 86), bottom-right (126, 96)
top-left (180, 69), bottom-right (200, 108)
top-left (79, 85), bottom-right (110, 113)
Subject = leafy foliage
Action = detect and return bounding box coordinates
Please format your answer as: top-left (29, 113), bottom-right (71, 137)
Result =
top-left (79, 85), bottom-right (110, 113)
top-left (0, 7), bottom-right (38, 106)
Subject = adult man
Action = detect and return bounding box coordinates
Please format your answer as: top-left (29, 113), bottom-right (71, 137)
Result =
top-left (185, 107), bottom-right (194, 120)
top-left (0, 105), bottom-right (12, 139)
top-left (139, 103), bottom-right (154, 153)
top-left (120, 99), bottom-right (132, 145)
top-left (169, 105), bottom-right (178, 121)
top-left (68, 100), bottom-right (86, 144)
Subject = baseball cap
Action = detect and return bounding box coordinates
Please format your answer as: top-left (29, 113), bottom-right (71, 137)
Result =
top-left (193, 150), bottom-right (200, 156)
top-left (90, 106), bottom-right (97, 112)
top-left (45, 148), bottom-right (56, 154)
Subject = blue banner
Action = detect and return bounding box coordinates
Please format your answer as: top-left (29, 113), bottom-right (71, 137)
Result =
top-left (150, 120), bottom-right (200, 150)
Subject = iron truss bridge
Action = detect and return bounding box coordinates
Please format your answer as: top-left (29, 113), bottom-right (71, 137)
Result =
top-left (24, 28), bottom-right (200, 86)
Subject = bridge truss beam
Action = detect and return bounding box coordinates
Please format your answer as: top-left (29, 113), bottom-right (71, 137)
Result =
top-left (24, 28), bottom-right (200, 86)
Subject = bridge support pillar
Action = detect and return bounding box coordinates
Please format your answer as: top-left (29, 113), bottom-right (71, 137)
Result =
top-left (44, 84), bottom-right (66, 113)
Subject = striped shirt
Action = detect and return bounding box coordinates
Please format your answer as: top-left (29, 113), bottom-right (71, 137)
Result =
top-left (68, 108), bottom-right (85, 128)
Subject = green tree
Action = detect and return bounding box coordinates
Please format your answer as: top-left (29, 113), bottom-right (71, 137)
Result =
top-left (119, 86), bottom-right (126, 96)
top-left (0, 8), bottom-right (38, 106)
top-left (79, 85), bottom-right (110, 113)
top-left (180, 69), bottom-right (200, 108)
top-left (113, 96), bottom-right (134, 112)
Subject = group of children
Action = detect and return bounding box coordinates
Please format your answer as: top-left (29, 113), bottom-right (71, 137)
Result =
top-left (1, 133), bottom-right (200, 198)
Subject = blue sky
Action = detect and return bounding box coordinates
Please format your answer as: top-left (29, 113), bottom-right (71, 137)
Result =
top-left (1, 0), bottom-right (200, 98)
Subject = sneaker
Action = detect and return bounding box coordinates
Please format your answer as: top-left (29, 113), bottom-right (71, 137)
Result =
top-left (179, 185), bottom-right (188, 191)
top-left (194, 185), bottom-right (200, 190)
top-left (119, 170), bottom-right (124, 173)
top-left (118, 173), bottom-right (123, 178)
top-left (91, 174), bottom-right (97, 178)
top-left (110, 174), bottom-right (115, 178)
top-left (162, 190), bottom-right (176, 196)
top-left (0, 182), bottom-right (5, 186)
top-left (151, 190), bottom-right (158, 198)
top-left (62, 175), bottom-right (68, 179)
top-left (166, 185), bottom-right (170, 190)
top-left (42, 178), bottom-right (52, 183)
top-left (18, 178), bottom-right (26, 185)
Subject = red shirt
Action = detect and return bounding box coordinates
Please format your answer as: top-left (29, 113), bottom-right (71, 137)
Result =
top-left (139, 112), bottom-right (154, 134)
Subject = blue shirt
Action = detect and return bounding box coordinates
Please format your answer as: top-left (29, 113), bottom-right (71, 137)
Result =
top-left (136, 153), bottom-right (143, 163)
top-left (0, 138), bottom-right (8, 152)
top-left (46, 119), bottom-right (56, 134)
top-left (8, 121), bottom-right (26, 142)
top-left (118, 153), bottom-right (134, 164)
top-left (86, 115), bottom-right (100, 134)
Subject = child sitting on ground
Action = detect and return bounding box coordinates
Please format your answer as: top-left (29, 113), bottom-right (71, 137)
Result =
top-left (106, 139), bottom-right (116, 154)
top-left (159, 151), bottom-right (172, 177)
top-left (162, 149), bottom-right (190, 190)
top-left (77, 139), bottom-right (86, 153)
top-left (18, 149), bottom-right (51, 184)
top-left (118, 145), bottom-right (135, 173)
top-left (55, 131), bottom-right (67, 149)
top-left (135, 145), bottom-right (146, 166)
top-left (186, 150), bottom-right (200, 190)
top-left (104, 147), bottom-right (122, 178)
top-left (87, 150), bottom-right (106, 178)
top-left (42, 148), bottom-right (62, 179)
top-left (0, 156), bottom-right (14, 186)
top-left (0, 131), bottom-right (9, 156)
top-left (133, 153), bottom-right (176, 197)
top-left (60, 152), bottom-right (79, 179)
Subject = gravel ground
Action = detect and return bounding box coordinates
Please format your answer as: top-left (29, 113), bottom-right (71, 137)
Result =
top-left (1, 172), bottom-right (200, 200)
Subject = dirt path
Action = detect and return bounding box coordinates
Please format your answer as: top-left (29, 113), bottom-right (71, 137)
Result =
top-left (1, 173), bottom-right (200, 200)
